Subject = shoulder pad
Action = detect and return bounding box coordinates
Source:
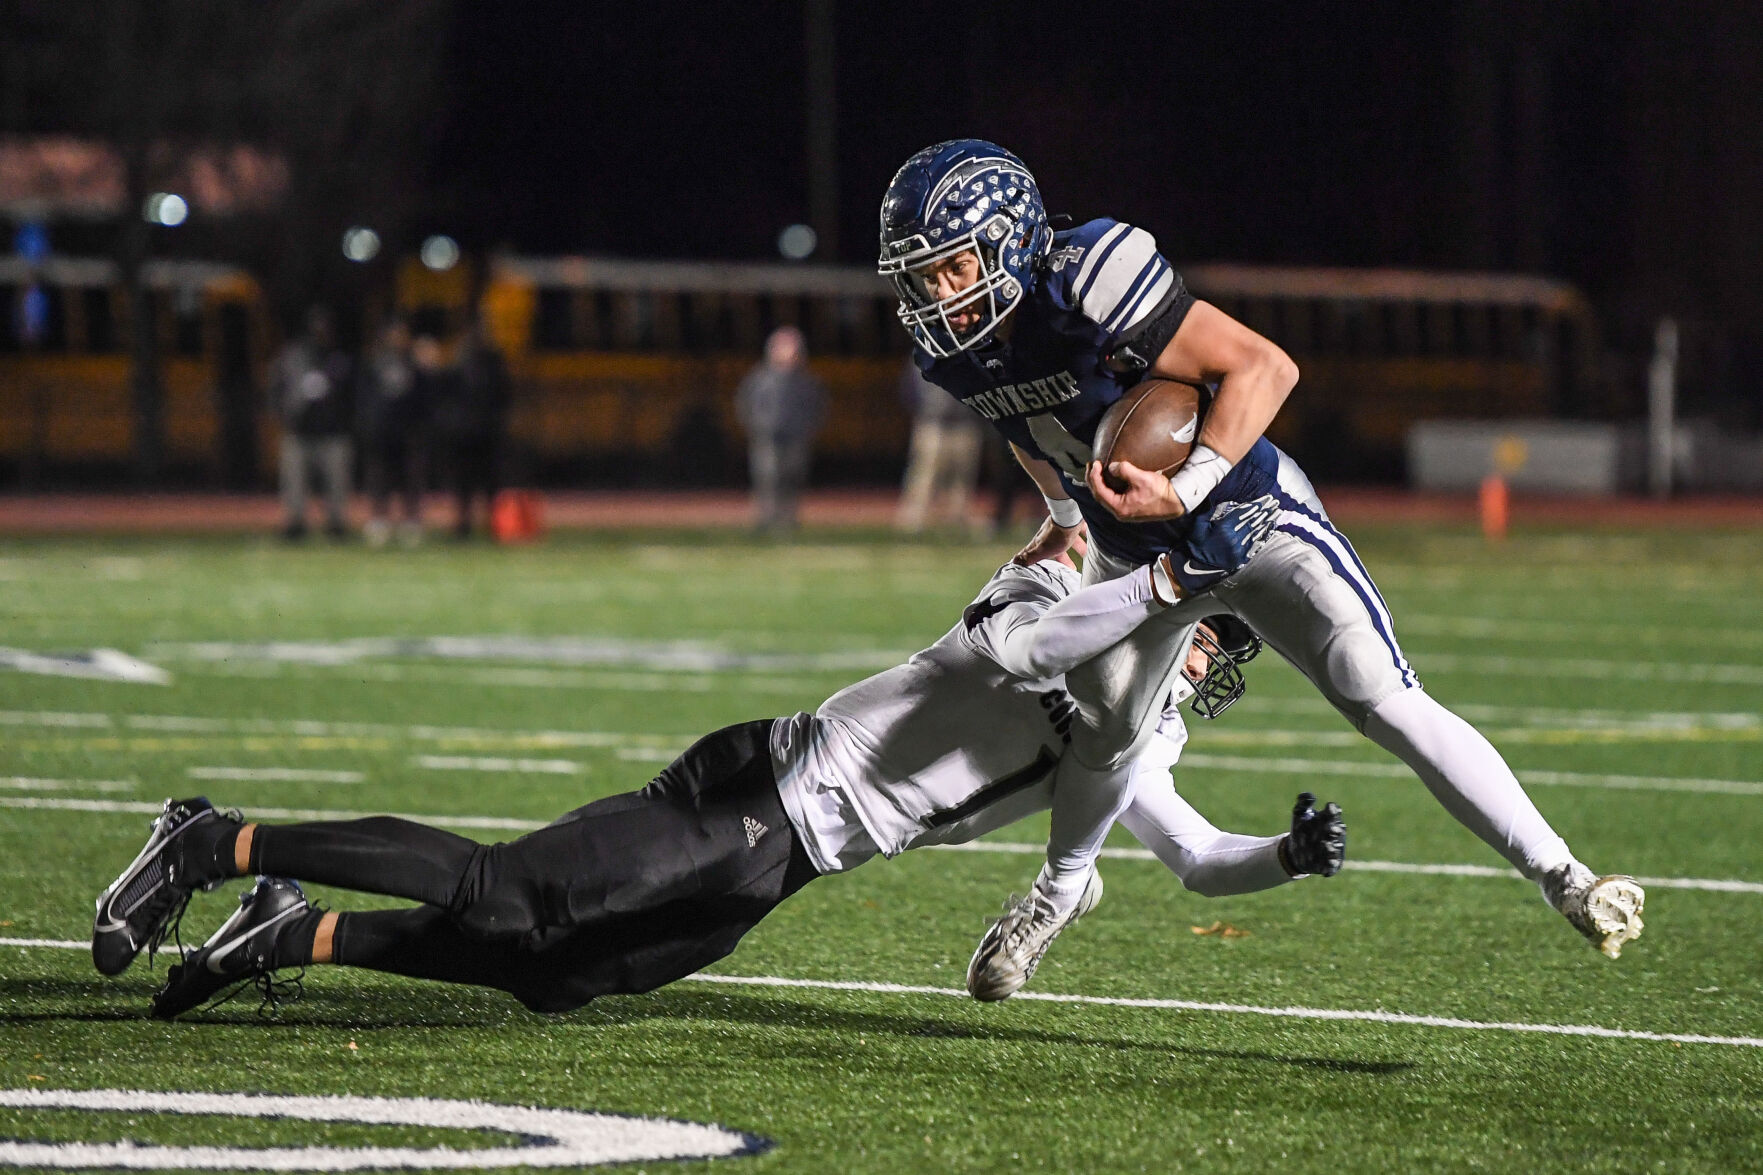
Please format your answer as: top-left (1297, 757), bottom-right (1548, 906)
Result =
top-left (1043, 218), bottom-right (1176, 339)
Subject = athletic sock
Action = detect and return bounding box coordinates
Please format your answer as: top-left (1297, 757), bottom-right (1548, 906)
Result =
top-left (269, 906), bottom-right (329, 971)
top-left (176, 814), bottom-right (244, 886)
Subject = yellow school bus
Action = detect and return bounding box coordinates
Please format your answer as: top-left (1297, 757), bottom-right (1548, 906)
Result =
top-left (0, 256), bottom-right (271, 479)
top-left (413, 253), bottom-right (1602, 481)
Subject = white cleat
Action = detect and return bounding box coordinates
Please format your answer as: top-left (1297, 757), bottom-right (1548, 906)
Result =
top-left (966, 869), bottom-right (1103, 1002)
top-left (1542, 865), bottom-right (1646, 959)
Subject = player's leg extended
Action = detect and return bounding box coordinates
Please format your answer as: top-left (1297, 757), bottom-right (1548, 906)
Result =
top-left (1220, 508), bottom-right (1643, 955)
top-left (448, 719), bottom-right (811, 950)
top-left (1218, 522), bottom-right (1573, 876)
top-left (149, 720), bottom-right (821, 1015)
top-left (150, 810), bottom-right (487, 906)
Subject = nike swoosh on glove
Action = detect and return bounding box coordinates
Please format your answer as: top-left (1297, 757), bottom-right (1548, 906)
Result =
top-left (1175, 493), bottom-right (1281, 594)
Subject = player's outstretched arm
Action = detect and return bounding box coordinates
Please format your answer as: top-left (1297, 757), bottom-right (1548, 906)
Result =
top-left (988, 556), bottom-right (1183, 680)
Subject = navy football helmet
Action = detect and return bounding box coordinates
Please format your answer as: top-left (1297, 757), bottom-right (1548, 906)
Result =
top-left (877, 140), bottom-right (1052, 357)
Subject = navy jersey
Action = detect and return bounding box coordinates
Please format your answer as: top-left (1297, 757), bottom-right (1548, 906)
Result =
top-left (917, 218), bottom-right (1281, 567)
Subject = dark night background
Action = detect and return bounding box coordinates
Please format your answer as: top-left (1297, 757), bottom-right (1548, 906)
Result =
top-left (434, 0), bottom-right (1763, 411)
top-left (4, 0), bottom-right (1762, 415)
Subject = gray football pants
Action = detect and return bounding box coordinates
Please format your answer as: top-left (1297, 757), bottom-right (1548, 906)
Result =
top-left (1070, 480), bottom-right (1573, 881)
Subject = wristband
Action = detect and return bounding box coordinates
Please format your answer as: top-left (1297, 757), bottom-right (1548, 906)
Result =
top-left (1043, 494), bottom-right (1083, 529)
top-left (1148, 553), bottom-right (1185, 606)
top-left (1167, 444), bottom-right (1233, 513)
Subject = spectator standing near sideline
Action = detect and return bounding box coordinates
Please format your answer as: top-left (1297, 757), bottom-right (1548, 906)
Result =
top-left (432, 320), bottom-right (511, 539)
top-left (358, 320), bottom-right (426, 548)
top-left (269, 306), bottom-right (353, 540)
top-left (735, 325), bottom-right (824, 534)
top-left (894, 356), bottom-right (985, 533)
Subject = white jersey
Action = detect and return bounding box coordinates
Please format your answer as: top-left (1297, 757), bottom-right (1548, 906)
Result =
top-left (773, 560), bottom-right (1189, 874)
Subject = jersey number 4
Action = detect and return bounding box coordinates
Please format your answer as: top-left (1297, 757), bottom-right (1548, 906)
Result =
top-left (1027, 412), bottom-right (1094, 482)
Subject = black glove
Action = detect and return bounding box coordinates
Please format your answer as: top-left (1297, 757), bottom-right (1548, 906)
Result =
top-left (1285, 791), bottom-right (1346, 877)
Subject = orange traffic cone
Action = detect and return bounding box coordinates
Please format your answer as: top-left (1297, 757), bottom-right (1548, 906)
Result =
top-left (1479, 474), bottom-right (1508, 543)
top-left (491, 489), bottom-right (545, 544)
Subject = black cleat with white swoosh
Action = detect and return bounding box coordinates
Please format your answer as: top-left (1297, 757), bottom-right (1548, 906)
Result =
top-left (150, 876), bottom-right (317, 1020)
top-left (92, 796), bottom-right (226, 976)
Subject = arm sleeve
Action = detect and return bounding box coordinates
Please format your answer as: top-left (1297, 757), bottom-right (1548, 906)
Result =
top-left (983, 567), bottom-right (1160, 680)
top-left (1118, 767), bottom-right (1291, 897)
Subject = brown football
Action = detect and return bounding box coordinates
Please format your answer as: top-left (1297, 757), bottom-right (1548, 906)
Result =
top-left (1091, 378), bottom-right (1203, 492)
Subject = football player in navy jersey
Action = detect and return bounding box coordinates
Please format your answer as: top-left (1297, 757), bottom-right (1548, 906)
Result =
top-left (879, 140), bottom-right (1644, 984)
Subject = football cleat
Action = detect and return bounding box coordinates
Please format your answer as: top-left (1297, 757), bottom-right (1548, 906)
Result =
top-left (1540, 864), bottom-right (1646, 959)
top-left (151, 876), bottom-right (316, 1020)
top-left (92, 796), bottom-right (228, 976)
top-left (1283, 792), bottom-right (1346, 877)
top-left (966, 869), bottom-right (1103, 1002)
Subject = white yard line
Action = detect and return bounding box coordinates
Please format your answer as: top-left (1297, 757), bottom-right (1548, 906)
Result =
top-left (3, 794), bottom-right (1758, 895)
top-left (0, 708), bottom-right (678, 751)
top-left (189, 767), bottom-right (365, 784)
top-left (5, 709), bottom-right (1761, 795)
top-left (935, 840), bottom-right (1763, 894)
top-left (185, 661), bottom-right (826, 694)
top-left (682, 973), bottom-right (1763, 1050)
top-left (412, 756), bottom-right (584, 775)
top-left (1, 777), bottom-right (134, 793)
top-left (1178, 753), bottom-right (1763, 797)
top-left (1417, 653), bottom-right (1763, 687)
top-left (0, 796), bottom-right (536, 831)
top-left (1399, 613), bottom-right (1763, 651)
top-left (0, 936), bottom-right (1756, 1050)
top-left (1245, 696), bottom-right (1763, 731)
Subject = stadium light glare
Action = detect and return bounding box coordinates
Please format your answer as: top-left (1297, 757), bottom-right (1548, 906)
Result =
top-left (420, 235), bottom-right (460, 271)
top-left (143, 193), bottom-right (188, 227)
top-left (778, 224), bottom-right (818, 261)
top-left (342, 226), bottom-right (381, 263)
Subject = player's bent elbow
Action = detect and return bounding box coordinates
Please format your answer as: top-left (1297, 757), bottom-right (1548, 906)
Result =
top-left (1265, 347), bottom-right (1299, 399)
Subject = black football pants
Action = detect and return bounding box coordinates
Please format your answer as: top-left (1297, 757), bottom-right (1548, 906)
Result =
top-left (248, 719), bottom-right (819, 1012)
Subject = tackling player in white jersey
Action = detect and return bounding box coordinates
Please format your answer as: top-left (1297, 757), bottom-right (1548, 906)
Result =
top-left (94, 554), bottom-right (1344, 1017)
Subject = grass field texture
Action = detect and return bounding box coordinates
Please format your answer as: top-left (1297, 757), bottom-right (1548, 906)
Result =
top-left (2, 524), bottom-right (1761, 1172)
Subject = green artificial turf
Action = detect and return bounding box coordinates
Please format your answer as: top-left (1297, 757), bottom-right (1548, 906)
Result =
top-left (1, 525), bottom-right (1760, 1172)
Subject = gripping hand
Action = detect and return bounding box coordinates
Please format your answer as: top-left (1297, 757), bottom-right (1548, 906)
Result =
top-left (1283, 792), bottom-right (1346, 877)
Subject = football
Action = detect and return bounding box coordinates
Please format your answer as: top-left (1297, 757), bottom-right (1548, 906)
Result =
top-left (1090, 378), bottom-right (1203, 492)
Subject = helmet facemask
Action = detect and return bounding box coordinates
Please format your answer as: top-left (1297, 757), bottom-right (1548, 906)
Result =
top-left (880, 215), bottom-right (1025, 358)
top-left (1186, 619), bottom-right (1264, 720)
top-left (877, 142), bottom-right (1050, 359)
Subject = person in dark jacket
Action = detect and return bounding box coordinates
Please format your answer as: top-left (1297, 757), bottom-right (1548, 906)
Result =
top-left (432, 321), bottom-right (511, 539)
top-left (735, 326), bottom-right (825, 533)
top-left (269, 306), bottom-right (353, 540)
top-left (358, 319), bottom-right (427, 547)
